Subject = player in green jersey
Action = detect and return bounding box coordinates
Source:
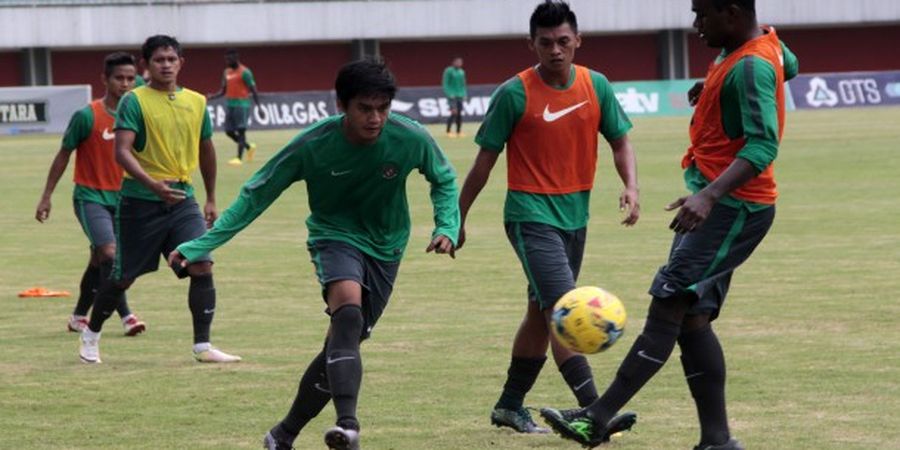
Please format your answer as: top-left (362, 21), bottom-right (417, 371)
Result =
top-left (36, 52), bottom-right (146, 337)
top-left (442, 56), bottom-right (467, 137)
top-left (540, 1), bottom-right (799, 448)
top-left (458, 0), bottom-right (640, 435)
top-left (170, 59), bottom-right (459, 450)
top-left (78, 35), bottom-right (240, 365)
top-left (208, 49), bottom-right (260, 166)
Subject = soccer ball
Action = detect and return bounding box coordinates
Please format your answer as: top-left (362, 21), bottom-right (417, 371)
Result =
top-left (551, 286), bottom-right (626, 354)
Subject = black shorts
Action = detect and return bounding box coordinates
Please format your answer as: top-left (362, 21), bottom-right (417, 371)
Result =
top-left (225, 105), bottom-right (250, 133)
top-left (506, 222), bottom-right (586, 310)
top-left (113, 196), bottom-right (212, 281)
top-left (649, 203), bottom-right (775, 320)
top-left (448, 97), bottom-right (463, 113)
top-left (307, 239), bottom-right (400, 340)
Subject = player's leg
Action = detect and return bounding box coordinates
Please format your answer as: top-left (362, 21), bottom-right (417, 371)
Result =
top-left (446, 98), bottom-right (455, 135)
top-left (550, 227), bottom-right (600, 407)
top-left (80, 197), bottom-right (165, 362)
top-left (165, 197), bottom-right (240, 362)
top-left (678, 206), bottom-right (775, 449)
top-left (543, 204), bottom-right (773, 446)
top-left (454, 98), bottom-right (464, 134)
top-left (225, 107), bottom-right (244, 165)
top-left (493, 222), bottom-right (582, 433)
top-left (265, 340), bottom-right (332, 449)
top-left (69, 200), bottom-right (102, 331)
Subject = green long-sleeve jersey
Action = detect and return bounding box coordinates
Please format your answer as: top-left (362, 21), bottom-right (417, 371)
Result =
top-left (177, 113), bottom-right (460, 262)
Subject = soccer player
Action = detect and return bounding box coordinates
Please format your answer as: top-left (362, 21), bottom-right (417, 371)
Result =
top-left (169, 59), bottom-right (459, 450)
top-left (539, 1), bottom-right (799, 448)
top-left (77, 35), bottom-right (241, 364)
top-left (442, 56), bottom-right (467, 137)
top-left (36, 52), bottom-right (146, 337)
top-left (457, 0), bottom-right (640, 434)
top-left (208, 48), bottom-right (260, 166)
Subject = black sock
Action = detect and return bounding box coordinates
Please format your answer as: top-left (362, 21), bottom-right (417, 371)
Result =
top-left (679, 324), bottom-right (730, 446)
top-left (446, 116), bottom-right (453, 133)
top-left (116, 292), bottom-right (132, 319)
top-left (87, 262), bottom-right (126, 333)
top-left (73, 264), bottom-right (100, 316)
top-left (326, 305), bottom-right (363, 430)
top-left (494, 356), bottom-right (547, 411)
top-left (588, 315), bottom-right (681, 424)
top-left (560, 355), bottom-right (598, 407)
top-left (188, 274), bottom-right (215, 344)
top-left (279, 345), bottom-right (332, 439)
top-left (237, 130), bottom-right (247, 158)
top-left (91, 259), bottom-right (132, 319)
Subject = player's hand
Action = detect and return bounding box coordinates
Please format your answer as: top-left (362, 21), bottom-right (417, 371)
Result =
top-left (35, 197), bottom-right (51, 223)
top-left (666, 192), bottom-right (715, 234)
top-left (456, 226), bottom-right (467, 250)
top-left (167, 249), bottom-right (188, 270)
top-left (688, 81), bottom-right (705, 106)
top-left (426, 234), bottom-right (455, 259)
top-left (619, 187), bottom-right (640, 226)
top-left (152, 179), bottom-right (187, 205)
top-left (203, 201), bottom-right (218, 229)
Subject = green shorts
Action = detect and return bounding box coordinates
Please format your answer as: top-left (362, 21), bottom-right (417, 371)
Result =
top-left (505, 221), bottom-right (586, 310)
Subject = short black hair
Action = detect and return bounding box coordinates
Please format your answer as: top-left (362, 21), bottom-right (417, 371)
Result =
top-left (141, 35), bottom-right (182, 61)
top-left (530, 0), bottom-right (578, 39)
top-left (712, 0), bottom-right (755, 13)
top-left (103, 52), bottom-right (136, 78)
top-left (334, 58), bottom-right (397, 107)
top-left (225, 48), bottom-right (239, 57)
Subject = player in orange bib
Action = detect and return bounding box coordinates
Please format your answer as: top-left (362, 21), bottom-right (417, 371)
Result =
top-left (540, 1), bottom-right (799, 448)
top-left (36, 52), bottom-right (146, 337)
top-left (208, 49), bottom-right (260, 166)
top-left (458, 0), bottom-right (640, 435)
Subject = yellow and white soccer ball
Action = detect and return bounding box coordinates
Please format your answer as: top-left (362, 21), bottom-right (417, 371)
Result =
top-left (551, 286), bottom-right (626, 354)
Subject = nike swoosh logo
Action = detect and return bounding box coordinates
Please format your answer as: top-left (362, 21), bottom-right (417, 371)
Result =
top-left (573, 379), bottom-right (592, 391)
top-left (661, 283), bottom-right (676, 294)
top-left (326, 356), bottom-right (356, 364)
top-left (542, 101), bottom-right (589, 122)
top-left (637, 350), bottom-right (665, 365)
top-left (101, 128), bottom-right (115, 141)
top-left (203, 308), bottom-right (215, 314)
top-left (314, 382), bottom-right (331, 393)
top-left (331, 170), bottom-right (352, 177)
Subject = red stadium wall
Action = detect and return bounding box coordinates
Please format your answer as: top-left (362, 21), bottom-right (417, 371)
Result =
top-left (34, 23), bottom-right (900, 94)
top-left (51, 42), bottom-right (350, 97)
top-left (688, 24), bottom-right (900, 78)
top-left (380, 33), bottom-right (659, 86)
top-left (0, 52), bottom-right (21, 86)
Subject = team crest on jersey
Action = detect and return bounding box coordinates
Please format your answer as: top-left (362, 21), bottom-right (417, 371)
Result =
top-left (381, 163), bottom-right (398, 180)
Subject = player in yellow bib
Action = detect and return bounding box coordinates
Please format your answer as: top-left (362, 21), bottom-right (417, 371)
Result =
top-left (77, 35), bottom-right (240, 364)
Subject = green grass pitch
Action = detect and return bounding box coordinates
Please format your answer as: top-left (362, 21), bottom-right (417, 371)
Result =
top-left (0, 107), bottom-right (898, 449)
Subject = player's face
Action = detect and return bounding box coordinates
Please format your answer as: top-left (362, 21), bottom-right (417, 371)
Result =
top-left (339, 94), bottom-right (392, 146)
top-left (692, 0), bottom-right (732, 48)
top-left (225, 53), bottom-right (238, 68)
top-left (529, 22), bottom-right (581, 74)
top-left (103, 64), bottom-right (137, 101)
top-left (453, 57), bottom-right (463, 68)
top-left (145, 46), bottom-right (183, 87)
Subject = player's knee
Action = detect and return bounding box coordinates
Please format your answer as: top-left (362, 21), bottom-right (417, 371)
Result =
top-left (680, 314), bottom-right (711, 334)
top-left (95, 244), bottom-right (116, 263)
top-left (186, 261), bottom-right (213, 277)
top-left (330, 304), bottom-right (364, 340)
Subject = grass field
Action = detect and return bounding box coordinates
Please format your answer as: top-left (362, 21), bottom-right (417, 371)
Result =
top-left (1, 107), bottom-right (898, 450)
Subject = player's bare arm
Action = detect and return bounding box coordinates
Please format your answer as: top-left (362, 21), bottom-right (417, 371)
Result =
top-left (608, 135), bottom-right (640, 226)
top-left (666, 158), bottom-right (757, 233)
top-left (114, 129), bottom-right (186, 204)
top-left (35, 148), bottom-right (73, 222)
top-left (198, 138), bottom-right (218, 227)
top-left (457, 148), bottom-right (500, 249)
